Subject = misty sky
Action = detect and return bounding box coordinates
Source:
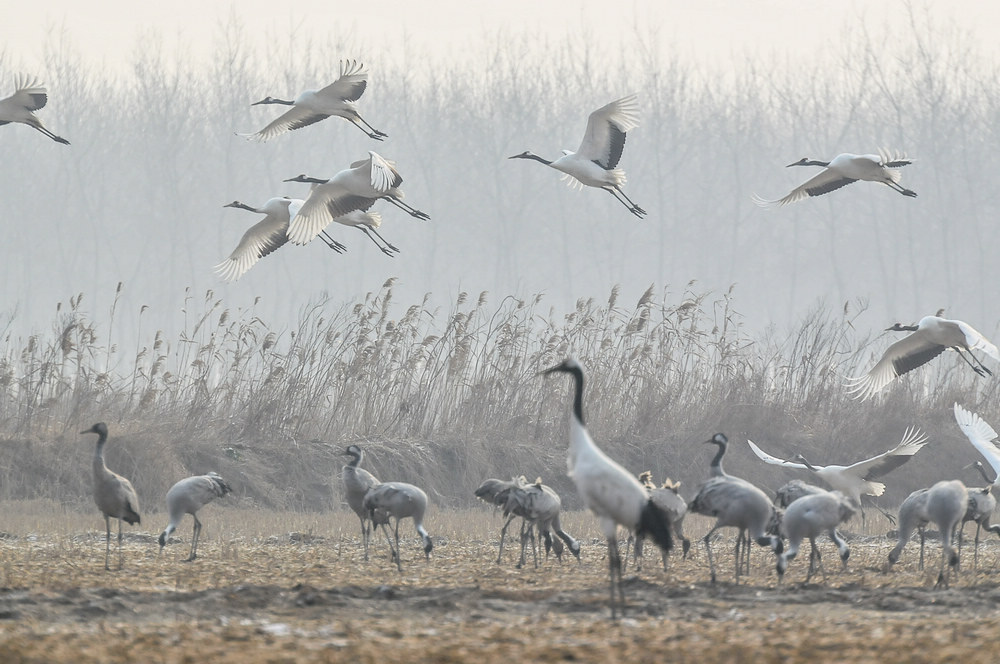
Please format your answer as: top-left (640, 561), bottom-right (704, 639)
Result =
top-left (4, 0), bottom-right (1000, 359)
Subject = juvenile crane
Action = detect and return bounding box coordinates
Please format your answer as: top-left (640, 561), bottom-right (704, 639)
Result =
top-left (81, 423), bottom-right (141, 570)
top-left (284, 151), bottom-right (429, 245)
top-left (509, 94), bottom-right (646, 218)
top-left (888, 480), bottom-right (968, 587)
top-left (542, 357), bottom-right (673, 619)
top-left (633, 472), bottom-right (690, 570)
top-left (848, 316), bottom-right (998, 401)
top-left (776, 490), bottom-right (855, 584)
top-left (342, 444), bottom-right (382, 561)
top-left (752, 149), bottom-right (915, 207)
top-left (0, 75), bottom-right (70, 144)
top-left (363, 481), bottom-right (433, 572)
top-left (746, 427), bottom-right (928, 524)
top-left (214, 198), bottom-right (356, 281)
top-left (239, 59), bottom-right (387, 141)
top-left (158, 472), bottom-right (232, 561)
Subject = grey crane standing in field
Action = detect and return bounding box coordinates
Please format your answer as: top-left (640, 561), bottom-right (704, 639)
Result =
top-left (847, 317), bottom-right (998, 401)
top-left (283, 151), bottom-right (429, 246)
top-left (776, 490), bottom-right (856, 584)
top-left (509, 94), bottom-right (646, 218)
top-left (363, 481), bottom-right (433, 572)
top-left (752, 149), bottom-right (915, 208)
top-left (342, 444), bottom-right (383, 561)
top-left (632, 472), bottom-right (690, 570)
top-left (81, 423), bottom-right (141, 571)
top-left (541, 357), bottom-right (673, 619)
top-left (214, 198), bottom-right (358, 281)
top-left (0, 75), bottom-right (70, 144)
top-left (688, 437), bottom-right (783, 584)
top-left (158, 472), bottom-right (232, 561)
top-left (746, 427), bottom-right (928, 527)
top-left (888, 480), bottom-right (968, 588)
top-left (239, 59), bottom-right (387, 141)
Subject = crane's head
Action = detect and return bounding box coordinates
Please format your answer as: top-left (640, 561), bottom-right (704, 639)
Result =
top-left (786, 157), bottom-right (829, 168)
top-left (703, 432), bottom-right (728, 448)
top-left (283, 174), bottom-right (327, 185)
top-left (885, 322), bottom-right (919, 332)
top-left (80, 422), bottom-right (107, 437)
top-left (250, 96), bottom-right (294, 106)
top-left (540, 356), bottom-right (583, 377)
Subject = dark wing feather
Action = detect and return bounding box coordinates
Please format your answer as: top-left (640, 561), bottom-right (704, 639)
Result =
top-left (806, 177), bottom-right (857, 197)
top-left (892, 344), bottom-right (946, 377)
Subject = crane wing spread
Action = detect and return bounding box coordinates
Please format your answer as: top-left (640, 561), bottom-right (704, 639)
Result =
top-left (746, 439), bottom-right (809, 470)
top-left (753, 170), bottom-right (857, 208)
top-left (241, 106), bottom-right (330, 142)
top-left (368, 152), bottom-right (402, 191)
top-left (847, 333), bottom-right (945, 400)
top-left (956, 320), bottom-right (1000, 361)
top-left (7, 76), bottom-right (47, 110)
top-left (954, 403), bottom-right (1000, 480)
top-left (847, 427), bottom-right (928, 479)
top-left (575, 94), bottom-right (638, 166)
top-left (320, 60), bottom-right (368, 102)
top-left (214, 214), bottom-right (290, 281)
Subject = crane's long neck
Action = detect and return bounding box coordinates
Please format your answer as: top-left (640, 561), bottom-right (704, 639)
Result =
top-left (519, 153), bottom-right (553, 166)
top-left (230, 202), bottom-right (258, 213)
top-left (798, 455), bottom-right (819, 472)
top-left (566, 365), bottom-right (585, 426)
top-left (346, 449), bottom-right (362, 468)
top-left (709, 442), bottom-right (726, 477)
top-left (974, 462), bottom-right (996, 486)
top-left (92, 433), bottom-right (108, 476)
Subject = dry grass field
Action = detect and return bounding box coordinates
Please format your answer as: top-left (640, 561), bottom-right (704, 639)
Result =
top-left (2, 502), bottom-right (1000, 663)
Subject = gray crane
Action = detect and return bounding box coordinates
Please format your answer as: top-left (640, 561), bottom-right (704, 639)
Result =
top-left (81, 423), bottom-right (141, 571)
top-left (342, 444), bottom-right (383, 561)
top-left (633, 472), bottom-right (690, 570)
top-left (363, 481), bottom-right (433, 571)
top-left (774, 479), bottom-right (827, 509)
top-left (776, 490), bottom-right (855, 584)
top-left (158, 472), bottom-right (232, 561)
top-left (957, 461), bottom-right (1000, 570)
top-left (888, 480), bottom-right (968, 587)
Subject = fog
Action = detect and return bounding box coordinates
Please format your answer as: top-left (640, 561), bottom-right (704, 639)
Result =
top-left (2, 4), bottom-right (999, 361)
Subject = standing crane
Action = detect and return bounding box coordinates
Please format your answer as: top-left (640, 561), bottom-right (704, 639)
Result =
top-left (746, 427), bottom-right (928, 526)
top-left (0, 75), bottom-right (70, 144)
top-left (283, 151), bottom-right (429, 245)
top-left (158, 472), bottom-right (232, 561)
top-left (888, 480), bottom-right (968, 588)
top-left (752, 150), bottom-right (915, 207)
top-left (509, 94), bottom-right (646, 218)
top-left (847, 317), bottom-right (998, 401)
top-left (341, 444), bottom-right (382, 562)
top-left (214, 198), bottom-right (355, 281)
top-left (541, 357), bottom-right (672, 619)
top-left (81, 423), bottom-right (141, 570)
top-left (239, 59), bottom-right (387, 141)
top-left (363, 481), bottom-right (433, 572)
top-left (776, 490), bottom-right (855, 584)
top-left (953, 404), bottom-right (1000, 568)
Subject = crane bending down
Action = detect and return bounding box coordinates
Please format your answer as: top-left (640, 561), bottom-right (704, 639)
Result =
top-left (847, 316), bottom-right (998, 401)
top-left (0, 75), bottom-right (70, 144)
top-left (284, 151), bottom-right (428, 246)
top-left (342, 444), bottom-right (382, 561)
top-left (752, 149), bottom-right (915, 207)
top-left (542, 357), bottom-right (672, 619)
top-left (776, 490), bottom-right (855, 584)
top-left (746, 427), bottom-right (928, 525)
top-left (363, 481), bottom-right (433, 572)
top-left (158, 472), bottom-right (232, 561)
top-left (633, 472), bottom-right (690, 570)
top-left (509, 94), bottom-right (646, 218)
top-left (239, 60), bottom-right (387, 142)
top-left (214, 198), bottom-right (358, 281)
top-left (888, 480), bottom-right (967, 588)
top-left (81, 423), bottom-right (141, 570)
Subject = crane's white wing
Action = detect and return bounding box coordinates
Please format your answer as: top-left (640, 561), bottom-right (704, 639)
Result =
top-left (845, 332), bottom-right (946, 401)
top-left (842, 426), bottom-right (928, 479)
top-left (954, 403), bottom-right (1000, 481)
top-left (317, 60), bottom-right (368, 102)
top-left (367, 151), bottom-right (401, 192)
top-left (3, 75), bottom-right (47, 110)
top-left (954, 319), bottom-right (1000, 362)
top-left (238, 105), bottom-right (331, 142)
top-left (878, 147), bottom-right (913, 169)
top-left (575, 94), bottom-right (639, 169)
top-left (746, 439), bottom-right (810, 470)
top-left (288, 180), bottom-right (375, 245)
top-left (752, 169), bottom-right (858, 208)
top-left (214, 212), bottom-right (290, 282)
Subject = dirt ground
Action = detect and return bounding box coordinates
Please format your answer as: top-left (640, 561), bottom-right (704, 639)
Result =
top-left (2, 505), bottom-right (1000, 663)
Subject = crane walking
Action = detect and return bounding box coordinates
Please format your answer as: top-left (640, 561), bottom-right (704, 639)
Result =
top-left (776, 490), bottom-right (855, 584)
top-left (158, 472), bottom-right (232, 561)
top-left (363, 481), bottom-right (433, 572)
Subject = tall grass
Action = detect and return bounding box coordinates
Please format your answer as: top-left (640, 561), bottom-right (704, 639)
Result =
top-left (0, 284), bottom-right (994, 514)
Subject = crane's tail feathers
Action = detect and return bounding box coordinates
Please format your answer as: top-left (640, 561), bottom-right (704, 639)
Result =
top-left (637, 498), bottom-right (673, 555)
top-left (207, 472), bottom-right (233, 496)
top-left (123, 503), bottom-right (141, 525)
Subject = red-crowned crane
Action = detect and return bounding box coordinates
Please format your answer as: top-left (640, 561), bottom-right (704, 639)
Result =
top-left (0, 75), bottom-right (69, 144)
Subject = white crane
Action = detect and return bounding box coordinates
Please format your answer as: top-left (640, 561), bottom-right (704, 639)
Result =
top-left (81, 423), bottom-right (141, 570)
top-left (752, 149), bottom-right (915, 207)
top-left (283, 151), bottom-right (429, 245)
top-left (362, 481), bottom-right (433, 572)
top-left (888, 480), bottom-right (967, 588)
top-left (239, 60), bottom-right (386, 142)
top-left (509, 94), bottom-right (646, 218)
top-left (341, 444), bottom-right (382, 562)
top-left (848, 317), bottom-right (999, 401)
top-left (776, 490), bottom-right (855, 584)
top-left (746, 427), bottom-right (928, 525)
top-left (0, 75), bottom-right (70, 145)
top-left (158, 472), bottom-right (232, 561)
top-left (214, 198), bottom-right (356, 281)
top-left (542, 357), bottom-right (672, 619)
top-left (953, 404), bottom-right (1000, 568)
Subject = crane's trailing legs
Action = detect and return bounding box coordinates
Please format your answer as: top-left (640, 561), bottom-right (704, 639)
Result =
top-left (607, 185), bottom-right (646, 218)
top-left (382, 196), bottom-right (430, 220)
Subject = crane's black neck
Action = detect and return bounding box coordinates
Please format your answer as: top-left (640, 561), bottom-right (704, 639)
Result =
top-left (974, 461), bottom-right (996, 485)
top-left (566, 366), bottom-right (585, 426)
top-left (789, 158), bottom-right (830, 168)
top-left (345, 448), bottom-right (362, 467)
top-left (258, 97), bottom-right (294, 106)
top-left (227, 201), bottom-right (257, 213)
top-left (709, 441), bottom-right (726, 473)
top-left (797, 455), bottom-right (818, 472)
top-left (887, 322), bottom-right (919, 332)
top-left (513, 152), bottom-right (553, 166)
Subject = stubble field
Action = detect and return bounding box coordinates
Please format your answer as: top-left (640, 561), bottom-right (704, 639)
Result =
top-left (2, 503), bottom-right (1000, 663)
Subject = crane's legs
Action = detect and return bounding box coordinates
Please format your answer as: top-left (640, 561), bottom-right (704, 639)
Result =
top-left (351, 113), bottom-right (388, 141)
top-left (358, 515), bottom-right (371, 562)
top-left (317, 231), bottom-right (348, 253)
top-left (186, 516), bottom-right (202, 562)
top-left (104, 515), bottom-right (112, 571)
top-left (606, 186), bottom-right (647, 218)
top-left (497, 514), bottom-right (517, 564)
top-left (393, 520), bottom-right (403, 572)
top-left (117, 517), bottom-right (125, 570)
top-left (884, 180), bottom-right (917, 197)
top-left (703, 526), bottom-right (721, 584)
top-left (607, 536), bottom-right (626, 620)
top-left (955, 348), bottom-right (993, 377)
top-left (32, 123), bottom-right (70, 145)
top-left (358, 226), bottom-right (399, 256)
top-left (382, 196), bottom-right (430, 220)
